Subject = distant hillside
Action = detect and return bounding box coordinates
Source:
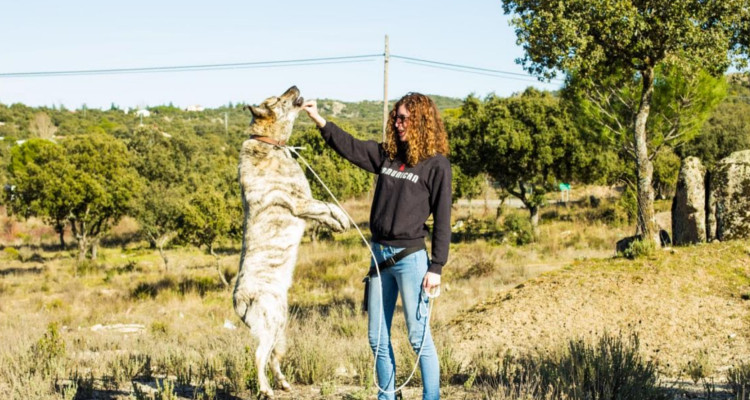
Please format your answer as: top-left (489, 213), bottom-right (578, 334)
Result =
top-left (449, 240), bottom-right (750, 378)
top-left (299, 94), bottom-right (464, 140)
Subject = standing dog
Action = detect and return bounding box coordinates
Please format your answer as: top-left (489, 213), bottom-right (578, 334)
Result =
top-left (233, 86), bottom-right (349, 398)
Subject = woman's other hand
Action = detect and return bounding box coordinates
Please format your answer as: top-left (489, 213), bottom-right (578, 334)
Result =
top-left (422, 272), bottom-right (441, 297)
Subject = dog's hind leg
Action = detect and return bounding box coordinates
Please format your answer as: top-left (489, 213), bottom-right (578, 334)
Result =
top-left (270, 332), bottom-right (291, 391)
top-left (255, 329), bottom-right (276, 399)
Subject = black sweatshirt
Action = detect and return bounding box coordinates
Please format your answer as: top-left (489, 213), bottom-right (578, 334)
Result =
top-left (319, 122), bottom-right (452, 274)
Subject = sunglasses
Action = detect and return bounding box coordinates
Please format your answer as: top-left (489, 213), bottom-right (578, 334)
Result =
top-left (395, 114), bottom-right (409, 123)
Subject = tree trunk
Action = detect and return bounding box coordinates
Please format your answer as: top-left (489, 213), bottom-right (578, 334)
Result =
top-left (529, 204), bottom-right (540, 238)
top-left (634, 67), bottom-right (660, 246)
top-left (149, 232), bottom-right (171, 271)
top-left (56, 223), bottom-right (66, 249)
top-left (90, 237), bottom-right (99, 260)
top-left (77, 236), bottom-right (88, 262)
top-left (158, 243), bottom-right (169, 271)
top-left (210, 246), bottom-right (230, 288)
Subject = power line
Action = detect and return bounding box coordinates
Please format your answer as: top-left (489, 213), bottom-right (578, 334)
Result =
top-left (402, 60), bottom-right (552, 85)
top-left (0, 54), bottom-right (382, 78)
top-left (0, 52), bottom-right (566, 87)
top-left (391, 54), bottom-right (565, 84)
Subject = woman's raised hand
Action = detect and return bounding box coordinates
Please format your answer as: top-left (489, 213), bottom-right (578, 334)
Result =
top-left (301, 100), bottom-right (326, 128)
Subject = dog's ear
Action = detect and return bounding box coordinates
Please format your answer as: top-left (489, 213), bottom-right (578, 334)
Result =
top-left (245, 105), bottom-right (270, 119)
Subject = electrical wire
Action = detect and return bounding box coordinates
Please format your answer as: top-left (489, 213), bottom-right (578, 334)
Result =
top-left (0, 54), bottom-right (382, 78)
top-left (0, 52), bottom-right (566, 86)
top-left (403, 60), bottom-right (552, 84)
top-left (392, 54), bottom-right (565, 84)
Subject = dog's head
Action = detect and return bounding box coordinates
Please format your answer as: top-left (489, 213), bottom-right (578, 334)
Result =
top-left (246, 86), bottom-right (304, 141)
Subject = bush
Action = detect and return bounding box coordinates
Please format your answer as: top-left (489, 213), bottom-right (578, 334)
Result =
top-left (76, 260), bottom-right (100, 275)
top-left (29, 323), bottom-right (66, 378)
top-left (3, 246), bottom-right (19, 260)
top-left (616, 186), bottom-right (638, 225)
top-left (465, 333), bottom-right (671, 400)
top-left (623, 239), bottom-right (656, 259)
top-left (502, 214), bottom-right (534, 245)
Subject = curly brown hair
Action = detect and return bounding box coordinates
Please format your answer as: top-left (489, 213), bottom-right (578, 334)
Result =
top-left (383, 93), bottom-right (450, 166)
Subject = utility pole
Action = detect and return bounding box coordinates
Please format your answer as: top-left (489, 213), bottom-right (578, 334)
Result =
top-left (382, 35), bottom-right (389, 142)
top-left (224, 112), bottom-right (228, 135)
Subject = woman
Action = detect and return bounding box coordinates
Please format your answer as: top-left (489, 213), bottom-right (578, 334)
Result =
top-left (302, 92), bottom-right (451, 400)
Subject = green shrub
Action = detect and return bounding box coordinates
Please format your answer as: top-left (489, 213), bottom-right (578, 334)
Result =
top-left (623, 239), bottom-right (656, 259)
top-left (616, 186), bottom-right (638, 225)
top-left (3, 246), bottom-right (19, 260)
top-left (29, 323), bottom-right (66, 378)
top-left (502, 214), bottom-right (534, 245)
top-left (75, 260), bottom-right (100, 275)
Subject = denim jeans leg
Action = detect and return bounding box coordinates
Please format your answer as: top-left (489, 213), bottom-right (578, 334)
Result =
top-left (393, 249), bottom-right (440, 400)
top-left (368, 244), bottom-right (400, 400)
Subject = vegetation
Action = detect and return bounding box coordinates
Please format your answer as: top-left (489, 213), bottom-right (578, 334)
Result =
top-left (465, 333), bottom-right (670, 400)
top-left (680, 75), bottom-right (750, 170)
top-left (500, 0), bottom-right (749, 245)
top-left (447, 88), bottom-right (609, 234)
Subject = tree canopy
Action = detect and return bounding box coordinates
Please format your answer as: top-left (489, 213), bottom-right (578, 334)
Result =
top-left (501, 0), bottom-right (749, 243)
top-left (448, 88), bottom-right (601, 231)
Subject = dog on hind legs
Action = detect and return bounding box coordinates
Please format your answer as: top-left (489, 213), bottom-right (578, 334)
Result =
top-left (233, 86), bottom-right (350, 399)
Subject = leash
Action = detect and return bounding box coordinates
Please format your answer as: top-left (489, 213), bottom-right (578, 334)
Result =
top-left (286, 145), bottom-right (438, 396)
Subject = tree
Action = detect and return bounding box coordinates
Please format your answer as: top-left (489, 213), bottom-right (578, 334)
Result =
top-left (652, 149), bottom-right (681, 200)
top-left (179, 185), bottom-right (236, 287)
top-left (290, 124), bottom-right (373, 201)
top-left (5, 139), bottom-right (78, 248)
top-left (501, 0), bottom-right (749, 244)
top-left (564, 66), bottom-right (727, 203)
top-left (451, 166), bottom-right (485, 217)
top-left (289, 124), bottom-right (373, 241)
top-left (448, 89), bottom-right (588, 234)
top-left (679, 75), bottom-right (750, 169)
top-left (126, 126), bottom-right (196, 270)
top-left (64, 134), bottom-right (142, 260)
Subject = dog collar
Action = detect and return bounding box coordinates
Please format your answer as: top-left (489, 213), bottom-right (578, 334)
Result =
top-left (250, 135), bottom-right (286, 147)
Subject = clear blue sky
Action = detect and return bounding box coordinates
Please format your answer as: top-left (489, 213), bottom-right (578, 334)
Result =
top-left (0, 0), bottom-right (562, 109)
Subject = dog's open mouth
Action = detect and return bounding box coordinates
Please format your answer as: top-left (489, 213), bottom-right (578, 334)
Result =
top-left (293, 96), bottom-right (304, 107)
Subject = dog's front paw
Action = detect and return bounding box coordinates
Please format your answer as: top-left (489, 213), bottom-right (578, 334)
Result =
top-left (328, 204), bottom-right (351, 232)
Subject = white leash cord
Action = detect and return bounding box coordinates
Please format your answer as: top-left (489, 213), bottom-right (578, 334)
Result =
top-left (287, 146), bottom-right (435, 395)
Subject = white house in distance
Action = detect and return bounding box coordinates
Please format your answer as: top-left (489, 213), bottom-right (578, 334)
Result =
top-left (186, 105), bottom-right (204, 112)
top-left (135, 109), bottom-right (151, 118)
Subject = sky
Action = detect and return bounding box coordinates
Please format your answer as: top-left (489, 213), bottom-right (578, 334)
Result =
top-left (0, 0), bottom-right (563, 110)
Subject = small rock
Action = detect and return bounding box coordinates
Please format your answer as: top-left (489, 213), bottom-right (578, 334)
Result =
top-left (91, 323), bottom-right (145, 333)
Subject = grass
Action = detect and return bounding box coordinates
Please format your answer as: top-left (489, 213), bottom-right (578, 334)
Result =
top-left (0, 193), bottom-right (747, 399)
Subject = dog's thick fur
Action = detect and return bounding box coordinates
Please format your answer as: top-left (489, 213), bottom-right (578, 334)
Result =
top-left (233, 86), bottom-right (349, 398)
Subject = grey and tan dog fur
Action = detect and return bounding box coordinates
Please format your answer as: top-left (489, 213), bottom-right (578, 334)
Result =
top-left (233, 86), bottom-right (349, 398)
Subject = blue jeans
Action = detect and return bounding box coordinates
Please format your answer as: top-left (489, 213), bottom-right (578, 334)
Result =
top-left (367, 243), bottom-right (440, 400)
